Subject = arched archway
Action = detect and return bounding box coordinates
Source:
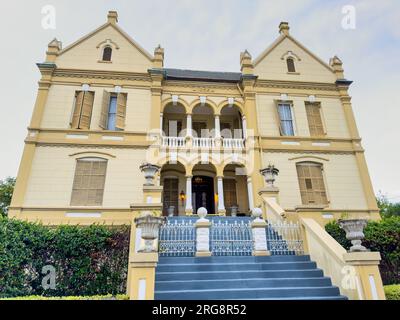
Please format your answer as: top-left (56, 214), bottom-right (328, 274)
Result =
top-left (220, 105), bottom-right (244, 139)
top-left (162, 102), bottom-right (187, 137)
top-left (192, 163), bottom-right (217, 214)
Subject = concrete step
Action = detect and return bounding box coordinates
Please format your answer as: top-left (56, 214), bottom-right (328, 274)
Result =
top-left (156, 269), bottom-right (324, 281)
top-left (155, 286), bottom-right (341, 300)
top-left (158, 255), bottom-right (311, 264)
top-left (156, 261), bottom-right (317, 272)
top-left (155, 277), bottom-right (333, 291)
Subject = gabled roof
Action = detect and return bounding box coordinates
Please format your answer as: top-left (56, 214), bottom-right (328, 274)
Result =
top-left (253, 33), bottom-right (334, 73)
top-left (58, 21), bottom-right (153, 61)
top-left (163, 68), bottom-right (242, 83)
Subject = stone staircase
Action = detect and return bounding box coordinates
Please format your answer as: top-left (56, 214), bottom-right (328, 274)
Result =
top-left (155, 255), bottom-right (347, 300)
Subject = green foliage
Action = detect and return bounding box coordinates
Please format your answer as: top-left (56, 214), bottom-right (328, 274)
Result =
top-left (325, 217), bottom-right (400, 285)
top-left (377, 193), bottom-right (400, 218)
top-left (0, 218), bottom-right (130, 298)
top-left (384, 285), bottom-right (400, 300)
top-left (0, 294), bottom-right (129, 300)
top-left (0, 177), bottom-right (15, 218)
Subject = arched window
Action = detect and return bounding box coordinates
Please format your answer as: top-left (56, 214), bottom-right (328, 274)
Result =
top-left (102, 46), bottom-right (112, 61)
top-left (286, 57), bottom-right (296, 72)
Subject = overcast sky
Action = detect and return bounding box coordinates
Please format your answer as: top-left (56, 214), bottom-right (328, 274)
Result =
top-left (0, 0), bottom-right (399, 201)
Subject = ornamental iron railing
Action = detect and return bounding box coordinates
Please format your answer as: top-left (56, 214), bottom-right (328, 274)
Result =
top-left (266, 221), bottom-right (304, 255)
top-left (210, 219), bottom-right (253, 256)
top-left (157, 217), bottom-right (304, 257)
top-left (158, 219), bottom-right (196, 256)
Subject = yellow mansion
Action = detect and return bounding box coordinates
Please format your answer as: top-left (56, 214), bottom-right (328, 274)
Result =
top-left (9, 11), bottom-right (385, 300)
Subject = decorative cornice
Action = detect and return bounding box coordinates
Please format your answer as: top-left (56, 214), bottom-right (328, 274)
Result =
top-left (163, 80), bottom-right (240, 93)
top-left (256, 79), bottom-right (338, 91)
top-left (53, 68), bottom-right (152, 82)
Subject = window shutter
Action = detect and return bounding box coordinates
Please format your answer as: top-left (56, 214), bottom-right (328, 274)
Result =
top-left (296, 162), bottom-right (328, 205)
top-left (306, 103), bottom-right (324, 136)
top-left (70, 159), bottom-right (107, 206)
top-left (115, 93), bottom-right (127, 130)
top-left (71, 91), bottom-right (84, 128)
top-left (99, 90), bottom-right (110, 129)
top-left (79, 91), bottom-right (95, 129)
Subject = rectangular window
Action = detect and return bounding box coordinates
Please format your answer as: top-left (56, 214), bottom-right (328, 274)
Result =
top-left (162, 178), bottom-right (179, 216)
top-left (278, 103), bottom-right (295, 136)
top-left (100, 91), bottom-right (127, 131)
top-left (305, 102), bottom-right (325, 136)
top-left (296, 162), bottom-right (328, 205)
top-left (71, 91), bottom-right (95, 129)
top-left (223, 179), bottom-right (238, 215)
top-left (70, 159), bottom-right (107, 206)
top-left (107, 96), bottom-right (118, 130)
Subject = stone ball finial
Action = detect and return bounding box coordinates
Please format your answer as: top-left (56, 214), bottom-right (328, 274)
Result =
top-left (252, 207), bottom-right (263, 219)
top-left (197, 207), bottom-right (208, 219)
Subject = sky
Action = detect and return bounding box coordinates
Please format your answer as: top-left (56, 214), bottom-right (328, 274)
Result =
top-left (0, 0), bottom-right (399, 201)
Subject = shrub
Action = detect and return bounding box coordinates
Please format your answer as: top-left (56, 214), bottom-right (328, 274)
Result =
top-left (0, 294), bottom-right (129, 300)
top-left (325, 217), bottom-right (400, 285)
top-left (0, 218), bottom-right (130, 298)
top-left (384, 285), bottom-right (400, 300)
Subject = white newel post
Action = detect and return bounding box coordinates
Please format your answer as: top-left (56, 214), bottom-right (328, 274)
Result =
top-left (186, 114), bottom-right (192, 137)
top-left (242, 116), bottom-right (247, 139)
top-left (247, 176), bottom-right (254, 211)
top-left (217, 176), bottom-right (226, 214)
top-left (251, 208), bottom-right (270, 256)
top-left (185, 176), bottom-right (193, 214)
top-left (195, 207), bottom-right (212, 257)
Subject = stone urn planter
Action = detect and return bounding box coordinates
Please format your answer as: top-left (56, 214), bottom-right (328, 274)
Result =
top-left (139, 163), bottom-right (161, 186)
top-left (260, 164), bottom-right (279, 187)
top-left (338, 219), bottom-right (368, 252)
top-left (167, 206), bottom-right (175, 217)
top-left (230, 206), bottom-right (239, 217)
top-left (134, 211), bottom-right (165, 252)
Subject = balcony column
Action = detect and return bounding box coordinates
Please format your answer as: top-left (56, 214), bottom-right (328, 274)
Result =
top-left (186, 113), bottom-right (192, 137)
top-left (160, 113), bottom-right (163, 135)
top-left (185, 175), bottom-right (193, 215)
top-left (214, 114), bottom-right (221, 139)
top-left (242, 115), bottom-right (247, 139)
top-left (217, 176), bottom-right (226, 215)
top-left (247, 176), bottom-right (254, 211)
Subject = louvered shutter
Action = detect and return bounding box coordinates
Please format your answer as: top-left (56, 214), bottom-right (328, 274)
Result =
top-left (70, 159), bottom-right (107, 206)
top-left (296, 162), bottom-right (328, 205)
top-left (99, 90), bottom-right (110, 129)
top-left (71, 91), bottom-right (84, 128)
top-left (115, 93), bottom-right (127, 130)
top-left (306, 103), bottom-right (324, 136)
top-left (79, 91), bottom-right (95, 129)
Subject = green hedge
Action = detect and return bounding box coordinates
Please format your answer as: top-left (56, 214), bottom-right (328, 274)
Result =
top-left (325, 217), bottom-right (400, 285)
top-left (0, 218), bottom-right (130, 298)
top-left (384, 285), bottom-right (400, 300)
top-left (0, 294), bottom-right (129, 300)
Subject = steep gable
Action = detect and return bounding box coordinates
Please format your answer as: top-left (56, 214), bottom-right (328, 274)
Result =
top-left (254, 30), bottom-right (336, 83)
top-left (55, 20), bottom-right (153, 73)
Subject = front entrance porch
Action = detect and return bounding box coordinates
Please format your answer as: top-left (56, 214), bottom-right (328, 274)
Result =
top-left (160, 162), bottom-right (252, 216)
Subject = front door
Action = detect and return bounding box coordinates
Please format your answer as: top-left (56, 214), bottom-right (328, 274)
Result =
top-left (192, 176), bottom-right (215, 214)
